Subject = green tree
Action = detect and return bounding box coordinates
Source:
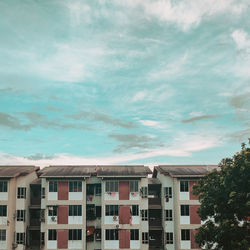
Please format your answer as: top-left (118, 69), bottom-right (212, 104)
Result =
top-left (193, 141), bottom-right (250, 250)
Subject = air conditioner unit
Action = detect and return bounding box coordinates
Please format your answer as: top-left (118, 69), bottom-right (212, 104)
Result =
top-left (113, 216), bottom-right (118, 221)
top-left (12, 243), bottom-right (17, 249)
top-left (115, 224), bottom-right (120, 229)
top-left (51, 216), bottom-right (57, 222)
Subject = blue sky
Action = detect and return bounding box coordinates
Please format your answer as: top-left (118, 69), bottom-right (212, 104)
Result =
top-left (0, 0), bottom-right (249, 167)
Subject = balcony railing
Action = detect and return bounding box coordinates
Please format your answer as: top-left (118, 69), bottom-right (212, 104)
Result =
top-left (30, 218), bottom-right (40, 227)
top-left (30, 197), bottom-right (41, 206)
top-left (149, 198), bottom-right (161, 206)
top-left (149, 218), bottom-right (162, 227)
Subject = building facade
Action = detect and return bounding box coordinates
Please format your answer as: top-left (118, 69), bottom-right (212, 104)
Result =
top-left (153, 165), bottom-right (217, 250)
top-left (39, 165), bottom-right (151, 250)
top-left (0, 164), bottom-right (218, 250)
top-left (0, 166), bottom-right (39, 250)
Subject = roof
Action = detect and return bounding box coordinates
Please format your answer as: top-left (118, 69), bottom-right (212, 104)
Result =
top-left (148, 178), bottom-right (161, 185)
top-left (40, 165), bottom-right (152, 178)
top-left (30, 178), bottom-right (41, 185)
top-left (0, 166), bottom-right (39, 178)
top-left (153, 165), bottom-right (218, 178)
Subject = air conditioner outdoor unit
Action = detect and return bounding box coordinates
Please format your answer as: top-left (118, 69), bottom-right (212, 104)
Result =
top-left (51, 216), bottom-right (57, 222)
top-left (115, 224), bottom-right (120, 229)
top-left (113, 216), bottom-right (118, 221)
top-left (12, 243), bottom-right (17, 249)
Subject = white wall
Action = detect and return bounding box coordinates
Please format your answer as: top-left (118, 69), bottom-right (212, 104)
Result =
top-left (131, 240), bottom-right (140, 249)
top-left (69, 192), bottom-right (82, 200)
top-left (0, 193), bottom-right (8, 201)
top-left (131, 216), bottom-right (140, 225)
top-left (47, 216), bottom-right (57, 224)
top-left (0, 217), bottom-right (8, 226)
top-left (104, 216), bottom-right (119, 225)
top-left (129, 192), bottom-right (139, 200)
top-left (68, 240), bottom-right (82, 249)
top-left (68, 216), bottom-right (82, 224)
top-left (48, 192), bottom-right (57, 201)
top-left (180, 192), bottom-right (189, 200)
top-left (47, 240), bottom-right (57, 249)
top-left (104, 192), bottom-right (119, 201)
top-left (104, 240), bottom-right (119, 249)
top-left (180, 216), bottom-right (190, 225)
top-left (180, 240), bottom-right (191, 249)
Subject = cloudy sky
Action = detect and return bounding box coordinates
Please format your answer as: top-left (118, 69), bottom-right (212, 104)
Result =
top-left (0, 0), bottom-right (249, 167)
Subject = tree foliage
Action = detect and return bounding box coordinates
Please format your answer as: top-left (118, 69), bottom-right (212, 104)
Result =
top-left (193, 141), bottom-right (250, 250)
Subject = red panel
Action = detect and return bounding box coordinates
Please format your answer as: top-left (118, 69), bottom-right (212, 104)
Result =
top-left (119, 229), bottom-right (130, 249)
top-left (191, 229), bottom-right (199, 249)
top-left (119, 206), bottom-right (130, 224)
top-left (57, 229), bottom-right (68, 249)
top-left (119, 181), bottom-right (129, 200)
top-left (190, 205), bottom-right (201, 224)
top-left (58, 205), bottom-right (68, 224)
top-left (58, 181), bottom-right (68, 200)
top-left (189, 181), bottom-right (198, 200)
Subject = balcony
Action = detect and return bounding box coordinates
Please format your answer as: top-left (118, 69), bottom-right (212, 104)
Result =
top-left (30, 218), bottom-right (40, 227)
top-left (30, 179), bottom-right (41, 208)
top-left (149, 218), bottom-right (162, 227)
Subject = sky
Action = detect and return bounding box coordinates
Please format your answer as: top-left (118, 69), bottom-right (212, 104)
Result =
top-left (0, 0), bottom-right (250, 167)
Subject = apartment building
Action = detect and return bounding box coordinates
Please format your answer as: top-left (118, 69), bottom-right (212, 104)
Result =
top-left (153, 165), bottom-right (217, 250)
top-left (39, 165), bottom-right (152, 250)
top-left (0, 165), bottom-right (39, 250)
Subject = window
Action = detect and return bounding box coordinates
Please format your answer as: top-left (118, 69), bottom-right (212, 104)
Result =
top-left (164, 187), bottom-right (172, 198)
top-left (86, 184), bottom-right (95, 195)
top-left (140, 187), bottom-right (148, 198)
top-left (141, 209), bottom-right (148, 221)
top-left (105, 181), bottom-right (118, 193)
top-left (69, 181), bottom-right (82, 192)
top-left (69, 205), bottom-right (82, 216)
top-left (95, 184), bottom-right (102, 195)
top-left (41, 187), bottom-right (45, 198)
top-left (40, 209), bottom-right (45, 222)
top-left (40, 232), bottom-right (45, 245)
top-left (181, 229), bottom-right (190, 241)
top-left (96, 206), bottom-right (101, 218)
top-left (181, 205), bottom-right (189, 216)
top-left (0, 206), bottom-right (7, 217)
top-left (86, 204), bottom-right (96, 220)
top-left (49, 181), bottom-right (57, 192)
top-left (48, 206), bottom-right (57, 216)
top-left (165, 210), bottom-right (173, 221)
top-left (180, 181), bottom-right (189, 192)
top-left (105, 229), bottom-right (118, 240)
top-left (17, 210), bottom-right (25, 222)
top-left (130, 181), bottom-right (138, 192)
top-left (142, 232), bottom-right (148, 244)
top-left (105, 205), bottom-right (118, 216)
top-left (16, 233), bottom-right (25, 244)
top-left (0, 181), bottom-right (7, 192)
top-left (95, 229), bottom-right (101, 241)
top-left (0, 230), bottom-right (6, 241)
top-left (131, 205), bottom-right (139, 216)
top-left (17, 187), bottom-right (26, 199)
top-left (166, 232), bottom-right (173, 244)
top-left (48, 229), bottom-right (57, 240)
top-left (130, 229), bottom-right (139, 240)
top-left (69, 229), bottom-right (82, 240)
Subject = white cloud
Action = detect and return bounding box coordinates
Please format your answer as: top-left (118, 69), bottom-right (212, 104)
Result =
top-left (150, 53), bottom-right (188, 79)
top-left (231, 29), bottom-right (250, 50)
top-left (132, 91), bottom-right (147, 102)
top-left (231, 29), bottom-right (250, 78)
top-left (139, 120), bottom-right (165, 129)
top-left (0, 131), bottom-right (221, 166)
top-left (132, 85), bottom-right (174, 103)
top-left (117, 0), bottom-right (246, 31)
